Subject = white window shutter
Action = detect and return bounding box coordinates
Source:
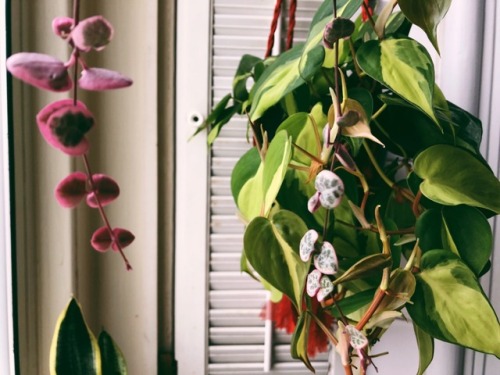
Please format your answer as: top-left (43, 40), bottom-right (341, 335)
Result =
top-left (208, 1), bottom-right (329, 373)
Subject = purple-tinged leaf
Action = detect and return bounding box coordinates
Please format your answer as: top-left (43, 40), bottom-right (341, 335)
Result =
top-left (315, 170), bottom-right (344, 209)
top-left (6, 52), bottom-right (72, 92)
top-left (111, 228), bottom-right (135, 252)
top-left (36, 99), bottom-right (94, 156)
top-left (71, 16), bottom-right (114, 52)
top-left (91, 227), bottom-right (112, 252)
top-left (307, 191), bottom-right (321, 213)
top-left (79, 68), bottom-right (132, 91)
top-left (345, 325), bottom-right (368, 349)
top-left (317, 275), bottom-right (333, 302)
top-left (55, 172), bottom-right (88, 208)
top-left (86, 174), bottom-right (120, 208)
top-left (52, 17), bottom-right (74, 39)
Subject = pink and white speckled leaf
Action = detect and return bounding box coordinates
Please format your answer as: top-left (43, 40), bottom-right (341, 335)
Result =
top-left (54, 172), bottom-right (88, 208)
top-left (86, 174), bottom-right (120, 208)
top-left (307, 191), bottom-right (321, 213)
top-left (6, 52), bottom-right (72, 92)
top-left (71, 16), bottom-right (114, 52)
top-left (299, 229), bottom-right (318, 262)
top-left (314, 170), bottom-right (344, 209)
top-left (313, 241), bottom-right (338, 275)
top-left (345, 325), bottom-right (368, 349)
top-left (317, 275), bottom-right (333, 302)
top-left (79, 68), bottom-right (133, 91)
top-left (36, 99), bottom-right (94, 156)
top-left (306, 269), bottom-right (322, 297)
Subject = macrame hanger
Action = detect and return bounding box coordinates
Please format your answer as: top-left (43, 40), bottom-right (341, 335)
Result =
top-left (265, 0), bottom-right (297, 58)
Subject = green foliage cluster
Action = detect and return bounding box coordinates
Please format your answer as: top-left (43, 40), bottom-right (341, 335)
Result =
top-left (199, 0), bottom-right (500, 373)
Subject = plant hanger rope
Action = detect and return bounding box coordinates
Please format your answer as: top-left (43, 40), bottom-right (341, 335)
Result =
top-left (265, 0), bottom-right (297, 58)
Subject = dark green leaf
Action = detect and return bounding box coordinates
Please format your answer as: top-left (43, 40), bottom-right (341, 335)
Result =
top-left (50, 298), bottom-right (100, 375)
top-left (233, 54), bottom-right (263, 102)
top-left (329, 288), bottom-right (376, 318)
top-left (413, 322), bottom-right (434, 375)
top-left (414, 145), bottom-right (500, 213)
top-left (98, 331), bottom-right (128, 375)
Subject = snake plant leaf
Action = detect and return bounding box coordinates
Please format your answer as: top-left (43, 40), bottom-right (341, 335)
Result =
top-left (414, 144), bottom-right (500, 213)
top-left (408, 250), bottom-right (500, 357)
top-left (413, 322), bottom-right (434, 375)
top-left (357, 38), bottom-right (439, 126)
top-left (398, 0), bottom-right (452, 54)
top-left (441, 206), bottom-right (492, 276)
top-left (244, 210), bottom-right (309, 311)
top-left (291, 313), bottom-right (315, 372)
top-left (231, 131), bottom-right (292, 221)
top-left (98, 331), bottom-right (128, 375)
top-left (50, 298), bottom-right (101, 375)
top-left (249, 0), bottom-right (362, 122)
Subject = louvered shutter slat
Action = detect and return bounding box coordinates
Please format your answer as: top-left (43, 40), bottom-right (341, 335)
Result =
top-left (208, 1), bottom-right (327, 373)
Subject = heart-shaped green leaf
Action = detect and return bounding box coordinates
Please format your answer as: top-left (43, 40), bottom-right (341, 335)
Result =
top-left (414, 144), bottom-right (500, 213)
top-left (244, 210), bottom-right (309, 310)
top-left (357, 38), bottom-right (438, 126)
top-left (441, 205), bottom-right (492, 276)
top-left (50, 298), bottom-right (101, 375)
top-left (232, 131), bottom-right (292, 221)
top-left (398, 0), bottom-right (452, 54)
top-left (408, 250), bottom-right (500, 357)
top-left (232, 54), bottom-right (262, 102)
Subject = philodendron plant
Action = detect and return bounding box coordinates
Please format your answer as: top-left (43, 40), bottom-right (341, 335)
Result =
top-left (198, 0), bottom-right (500, 373)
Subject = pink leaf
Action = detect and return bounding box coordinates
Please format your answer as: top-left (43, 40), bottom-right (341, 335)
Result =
top-left (55, 172), bottom-right (88, 208)
top-left (79, 68), bottom-right (133, 91)
top-left (71, 15), bottom-right (114, 52)
top-left (52, 17), bottom-right (74, 39)
top-left (36, 99), bottom-right (94, 156)
top-left (91, 226), bottom-right (113, 252)
top-left (86, 174), bottom-right (120, 208)
top-left (111, 228), bottom-right (135, 252)
top-left (6, 52), bottom-right (72, 92)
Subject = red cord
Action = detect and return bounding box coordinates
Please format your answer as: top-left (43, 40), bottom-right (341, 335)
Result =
top-left (265, 0), bottom-right (283, 58)
top-left (286, 0), bottom-right (297, 50)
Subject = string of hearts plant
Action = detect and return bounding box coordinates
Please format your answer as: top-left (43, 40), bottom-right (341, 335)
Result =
top-left (198, 0), bottom-right (500, 373)
top-left (7, 0), bottom-right (132, 373)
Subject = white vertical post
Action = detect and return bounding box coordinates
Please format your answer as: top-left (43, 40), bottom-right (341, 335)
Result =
top-left (0, 1), bottom-right (15, 373)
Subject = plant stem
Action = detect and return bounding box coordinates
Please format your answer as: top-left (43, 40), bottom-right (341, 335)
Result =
top-left (344, 364), bottom-right (354, 375)
top-left (361, 1), bottom-right (377, 31)
top-left (355, 287), bottom-right (385, 331)
top-left (412, 189), bottom-right (423, 218)
top-left (362, 140), bottom-right (394, 188)
top-left (72, 0), bottom-right (80, 106)
top-left (82, 155), bottom-right (133, 270)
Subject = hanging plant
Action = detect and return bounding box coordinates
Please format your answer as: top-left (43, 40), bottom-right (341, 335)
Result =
top-left (199, 0), bottom-right (500, 373)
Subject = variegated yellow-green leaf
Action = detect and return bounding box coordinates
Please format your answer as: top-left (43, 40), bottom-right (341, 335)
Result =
top-left (262, 131), bottom-right (293, 215)
top-left (408, 250), bottom-right (500, 357)
top-left (291, 313), bottom-right (315, 372)
top-left (50, 298), bottom-right (102, 375)
top-left (244, 210), bottom-right (309, 311)
top-left (413, 322), bottom-right (434, 375)
top-left (249, 0), bottom-right (362, 122)
top-left (414, 144), bottom-right (500, 213)
top-left (98, 331), bottom-right (128, 375)
top-left (231, 131), bottom-right (292, 220)
top-left (356, 38), bottom-right (439, 126)
top-left (398, 0), bottom-right (452, 54)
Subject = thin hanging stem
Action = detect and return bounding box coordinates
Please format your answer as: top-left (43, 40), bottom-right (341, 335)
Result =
top-left (72, 0), bottom-right (80, 106)
top-left (82, 155), bottom-right (133, 270)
